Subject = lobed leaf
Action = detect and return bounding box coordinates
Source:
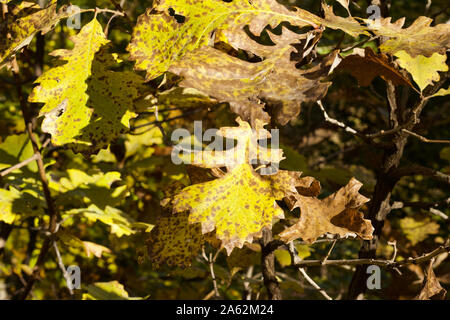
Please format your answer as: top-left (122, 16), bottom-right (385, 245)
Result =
top-left (29, 18), bottom-right (145, 155)
top-left (280, 177), bottom-right (373, 243)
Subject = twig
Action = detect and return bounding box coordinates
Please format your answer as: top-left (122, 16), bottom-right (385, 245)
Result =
top-left (293, 244), bottom-right (450, 269)
top-left (317, 100), bottom-right (358, 135)
top-left (341, 36), bottom-right (379, 53)
top-left (401, 129), bottom-right (450, 144)
top-left (202, 247), bottom-right (220, 299)
top-left (243, 266), bottom-right (254, 300)
top-left (288, 243), bottom-right (333, 300)
top-left (107, 0), bottom-right (133, 25)
top-left (321, 239), bottom-right (337, 264)
top-left (388, 240), bottom-right (397, 262)
top-left (52, 241), bottom-right (73, 295)
top-left (429, 208), bottom-right (449, 220)
top-left (0, 154), bottom-right (39, 177)
top-left (130, 109), bottom-right (203, 132)
top-left (11, 58), bottom-right (59, 300)
top-left (394, 165), bottom-right (450, 185)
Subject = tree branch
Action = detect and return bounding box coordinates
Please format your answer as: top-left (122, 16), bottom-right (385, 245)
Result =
top-left (260, 229), bottom-right (282, 300)
top-left (295, 244), bottom-right (449, 269)
top-left (11, 58), bottom-right (59, 300)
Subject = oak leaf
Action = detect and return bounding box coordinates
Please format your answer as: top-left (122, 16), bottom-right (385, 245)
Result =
top-left (127, 0), bottom-right (323, 80)
top-left (147, 212), bottom-right (206, 268)
top-left (169, 28), bottom-right (335, 125)
top-left (368, 16), bottom-right (450, 58)
top-left (29, 18), bottom-right (145, 155)
top-left (338, 47), bottom-right (412, 87)
top-left (172, 118), bottom-right (305, 254)
top-left (394, 51), bottom-right (448, 92)
top-left (280, 177), bottom-right (373, 243)
top-left (415, 260), bottom-right (447, 300)
top-left (0, 0), bottom-right (69, 67)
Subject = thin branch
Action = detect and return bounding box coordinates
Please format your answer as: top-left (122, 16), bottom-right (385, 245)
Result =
top-left (317, 100), bottom-right (358, 135)
top-left (388, 240), bottom-right (397, 262)
top-left (394, 164), bottom-right (450, 185)
top-left (107, 0), bottom-right (133, 25)
top-left (202, 247), bottom-right (220, 299)
top-left (0, 154), bottom-right (38, 177)
top-left (288, 242), bottom-right (333, 300)
top-left (130, 109), bottom-right (203, 132)
top-left (391, 198), bottom-right (449, 220)
top-left (11, 58), bottom-right (59, 300)
top-left (52, 241), bottom-right (73, 295)
top-left (402, 129), bottom-right (450, 144)
top-left (243, 266), bottom-right (254, 300)
top-left (293, 244), bottom-right (450, 269)
top-left (322, 239), bottom-right (337, 264)
top-left (1, 139), bottom-right (50, 177)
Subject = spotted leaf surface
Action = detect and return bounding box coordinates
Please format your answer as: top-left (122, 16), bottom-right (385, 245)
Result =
top-left (127, 0), bottom-right (323, 80)
top-left (0, 187), bottom-right (45, 224)
top-left (172, 118), bottom-right (309, 254)
top-left (368, 16), bottom-right (450, 58)
top-left (0, 0), bottom-right (68, 67)
top-left (147, 212), bottom-right (205, 268)
top-left (169, 28), bottom-right (334, 125)
top-left (280, 178), bottom-right (373, 243)
top-left (28, 18), bottom-right (145, 155)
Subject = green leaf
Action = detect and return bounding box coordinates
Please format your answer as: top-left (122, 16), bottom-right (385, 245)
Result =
top-left (83, 281), bottom-right (143, 300)
top-left (0, 187), bottom-right (45, 224)
top-left (65, 204), bottom-right (136, 237)
top-left (399, 217), bottom-right (440, 246)
top-left (0, 134), bottom-right (37, 173)
top-left (29, 18), bottom-right (145, 155)
top-left (50, 169), bottom-right (128, 209)
top-left (274, 248), bottom-right (291, 267)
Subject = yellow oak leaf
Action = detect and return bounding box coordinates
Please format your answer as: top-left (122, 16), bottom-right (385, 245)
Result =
top-left (0, 0), bottom-right (69, 68)
top-left (172, 118), bottom-right (305, 254)
top-left (28, 18), bottom-right (145, 155)
top-left (395, 51), bottom-right (448, 92)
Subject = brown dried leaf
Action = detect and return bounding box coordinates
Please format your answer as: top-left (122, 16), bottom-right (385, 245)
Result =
top-left (280, 177), bottom-right (373, 243)
top-left (170, 28), bottom-right (334, 125)
top-left (338, 47), bottom-right (413, 87)
top-left (415, 260), bottom-right (447, 300)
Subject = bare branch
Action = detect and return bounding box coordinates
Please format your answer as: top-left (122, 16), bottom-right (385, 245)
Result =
top-left (294, 244), bottom-right (450, 269)
top-left (402, 129), bottom-right (450, 144)
top-left (288, 242), bottom-right (333, 300)
top-left (394, 165), bottom-right (450, 185)
top-left (52, 241), bottom-right (73, 295)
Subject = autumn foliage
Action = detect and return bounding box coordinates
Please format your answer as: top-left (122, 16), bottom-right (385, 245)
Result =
top-left (0, 0), bottom-right (449, 300)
